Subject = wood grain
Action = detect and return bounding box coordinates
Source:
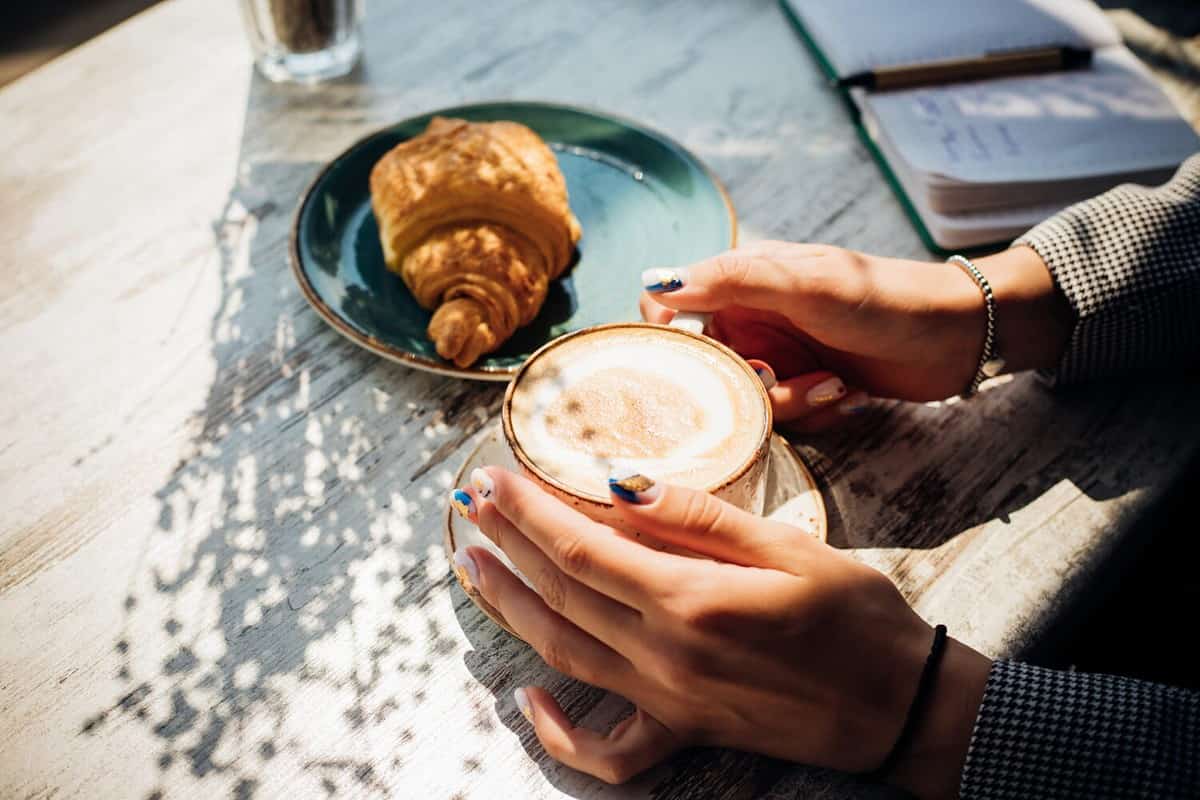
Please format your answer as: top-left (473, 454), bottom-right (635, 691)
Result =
top-left (1, 1), bottom-right (1198, 798)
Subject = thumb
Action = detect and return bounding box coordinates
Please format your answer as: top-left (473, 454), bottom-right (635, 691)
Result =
top-left (607, 471), bottom-right (816, 572)
top-left (640, 245), bottom-right (813, 314)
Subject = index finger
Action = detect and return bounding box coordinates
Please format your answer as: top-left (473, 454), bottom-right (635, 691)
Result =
top-left (473, 466), bottom-right (679, 609)
top-left (642, 244), bottom-right (822, 314)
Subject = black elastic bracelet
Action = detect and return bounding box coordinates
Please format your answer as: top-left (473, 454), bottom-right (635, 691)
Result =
top-left (871, 624), bottom-right (950, 780)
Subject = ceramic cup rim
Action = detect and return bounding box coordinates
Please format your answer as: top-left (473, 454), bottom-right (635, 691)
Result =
top-left (500, 321), bottom-right (774, 506)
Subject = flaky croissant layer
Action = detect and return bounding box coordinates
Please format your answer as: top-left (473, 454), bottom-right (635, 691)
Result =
top-left (370, 116), bottom-right (581, 367)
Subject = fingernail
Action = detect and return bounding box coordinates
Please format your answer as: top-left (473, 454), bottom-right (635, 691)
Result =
top-left (608, 469), bottom-right (661, 504)
top-left (751, 363), bottom-right (776, 390)
top-left (838, 391), bottom-right (870, 415)
top-left (452, 547), bottom-right (480, 590)
top-left (641, 267), bottom-right (687, 293)
top-left (470, 467), bottom-right (495, 499)
top-left (449, 488), bottom-right (476, 522)
top-left (514, 687), bottom-right (534, 723)
top-left (807, 377), bottom-right (847, 407)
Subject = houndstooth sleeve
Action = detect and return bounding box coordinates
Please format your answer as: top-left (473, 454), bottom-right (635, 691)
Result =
top-left (959, 660), bottom-right (1200, 799)
top-left (1013, 153), bottom-right (1200, 385)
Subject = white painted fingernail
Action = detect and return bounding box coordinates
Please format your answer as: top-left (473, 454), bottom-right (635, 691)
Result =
top-left (806, 377), bottom-right (847, 407)
top-left (452, 547), bottom-right (479, 589)
top-left (641, 267), bottom-right (687, 293)
top-left (514, 687), bottom-right (533, 723)
top-left (470, 467), bottom-right (495, 499)
top-left (839, 391), bottom-right (871, 415)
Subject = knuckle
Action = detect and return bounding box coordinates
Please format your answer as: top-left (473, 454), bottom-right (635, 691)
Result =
top-left (553, 532), bottom-right (591, 578)
top-left (535, 566), bottom-right (567, 614)
top-left (664, 586), bottom-right (739, 636)
top-left (859, 563), bottom-right (906, 606)
top-left (776, 260), bottom-right (809, 298)
top-left (537, 636), bottom-right (578, 680)
top-left (713, 252), bottom-right (756, 287)
top-left (813, 248), bottom-right (866, 298)
top-left (677, 491), bottom-right (725, 534)
top-left (664, 592), bottom-right (707, 627)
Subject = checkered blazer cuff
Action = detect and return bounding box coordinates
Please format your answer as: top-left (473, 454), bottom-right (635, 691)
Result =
top-left (960, 660), bottom-right (1200, 799)
top-left (1014, 153), bottom-right (1200, 386)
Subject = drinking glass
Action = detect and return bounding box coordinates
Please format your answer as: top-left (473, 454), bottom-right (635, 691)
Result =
top-left (240, 0), bottom-right (364, 83)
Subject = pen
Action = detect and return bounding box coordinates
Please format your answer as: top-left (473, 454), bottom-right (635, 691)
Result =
top-left (837, 45), bottom-right (1093, 91)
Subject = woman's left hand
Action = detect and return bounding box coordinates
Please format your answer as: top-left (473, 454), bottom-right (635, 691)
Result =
top-left (451, 467), bottom-right (991, 798)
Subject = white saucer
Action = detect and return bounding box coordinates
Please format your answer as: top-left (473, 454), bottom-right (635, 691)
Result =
top-left (445, 425), bottom-right (827, 638)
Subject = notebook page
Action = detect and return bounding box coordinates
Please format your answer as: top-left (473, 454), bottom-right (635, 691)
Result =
top-left (785, 0), bottom-right (1120, 78)
top-left (859, 92), bottom-right (1068, 248)
top-left (861, 48), bottom-right (1200, 185)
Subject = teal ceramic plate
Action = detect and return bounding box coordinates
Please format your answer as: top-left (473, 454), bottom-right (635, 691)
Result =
top-left (290, 101), bottom-right (737, 380)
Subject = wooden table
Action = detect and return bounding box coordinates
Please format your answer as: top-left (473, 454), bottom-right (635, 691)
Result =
top-left (3, 1), bottom-right (1198, 797)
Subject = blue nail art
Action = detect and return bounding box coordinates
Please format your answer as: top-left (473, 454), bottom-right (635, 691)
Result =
top-left (608, 471), bottom-right (660, 504)
top-left (838, 392), bottom-right (871, 416)
top-left (450, 489), bottom-right (474, 520)
top-left (641, 268), bottom-right (685, 293)
top-left (754, 366), bottom-right (777, 390)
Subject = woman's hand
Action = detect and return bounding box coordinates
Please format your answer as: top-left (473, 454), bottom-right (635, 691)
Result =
top-left (641, 241), bottom-right (1073, 428)
top-left (452, 468), bottom-right (992, 798)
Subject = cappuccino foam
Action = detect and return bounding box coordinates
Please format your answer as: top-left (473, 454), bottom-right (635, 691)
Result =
top-left (508, 327), bottom-right (767, 499)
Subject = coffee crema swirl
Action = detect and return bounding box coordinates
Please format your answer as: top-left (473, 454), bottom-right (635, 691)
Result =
top-left (507, 327), bottom-right (768, 499)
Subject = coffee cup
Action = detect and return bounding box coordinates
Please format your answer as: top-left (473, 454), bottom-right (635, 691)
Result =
top-left (500, 317), bottom-right (772, 531)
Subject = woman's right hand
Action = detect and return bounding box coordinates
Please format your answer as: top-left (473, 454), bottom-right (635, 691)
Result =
top-left (641, 241), bottom-right (1073, 429)
top-left (454, 466), bottom-right (993, 798)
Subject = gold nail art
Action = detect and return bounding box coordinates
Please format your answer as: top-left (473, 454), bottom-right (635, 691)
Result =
top-left (614, 474), bottom-right (655, 493)
top-left (514, 687), bottom-right (534, 723)
top-left (643, 268), bottom-right (684, 292)
top-left (449, 489), bottom-right (473, 521)
top-left (470, 468), bottom-right (494, 499)
top-left (808, 378), bottom-right (847, 406)
top-left (453, 548), bottom-right (479, 592)
top-left (453, 564), bottom-right (474, 592)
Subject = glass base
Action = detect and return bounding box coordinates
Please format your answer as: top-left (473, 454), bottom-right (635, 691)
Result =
top-left (255, 36), bottom-right (360, 84)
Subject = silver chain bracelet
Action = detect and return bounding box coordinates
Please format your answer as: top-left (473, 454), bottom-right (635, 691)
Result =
top-left (947, 255), bottom-right (1005, 396)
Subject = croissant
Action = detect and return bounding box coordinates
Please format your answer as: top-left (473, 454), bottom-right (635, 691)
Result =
top-left (369, 116), bottom-right (581, 367)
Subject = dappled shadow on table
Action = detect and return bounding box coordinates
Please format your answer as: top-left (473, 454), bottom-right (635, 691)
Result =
top-left (76, 71), bottom-right (510, 797)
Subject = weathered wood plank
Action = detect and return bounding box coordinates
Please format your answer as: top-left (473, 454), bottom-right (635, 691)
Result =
top-left (2, 1), bottom-right (1198, 798)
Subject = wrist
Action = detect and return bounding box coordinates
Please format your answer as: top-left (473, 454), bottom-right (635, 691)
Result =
top-left (917, 258), bottom-right (990, 396)
top-left (886, 639), bottom-right (992, 800)
top-left (972, 246), bottom-right (1075, 374)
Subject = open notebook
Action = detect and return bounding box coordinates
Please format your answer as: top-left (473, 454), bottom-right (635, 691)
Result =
top-left (782, 0), bottom-right (1200, 251)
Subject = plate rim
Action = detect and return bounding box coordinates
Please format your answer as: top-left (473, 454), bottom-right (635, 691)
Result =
top-left (288, 99), bottom-right (739, 381)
